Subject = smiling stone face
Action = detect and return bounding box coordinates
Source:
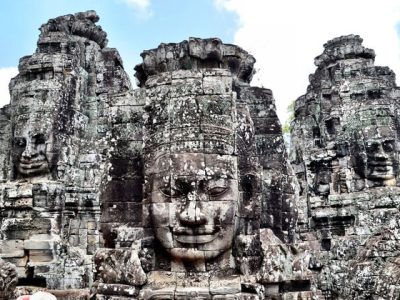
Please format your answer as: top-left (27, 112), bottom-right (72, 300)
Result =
top-left (353, 125), bottom-right (399, 185)
top-left (12, 114), bottom-right (56, 179)
top-left (365, 137), bottom-right (397, 180)
top-left (149, 153), bottom-right (238, 262)
top-left (14, 132), bottom-right (49, 177)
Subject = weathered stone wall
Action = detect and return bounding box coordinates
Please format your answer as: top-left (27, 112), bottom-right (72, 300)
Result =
top-left (0, 12), bottom-right (317, 298)
top-left (0, 105), bottom-right (11, 182)
top-left (290, 34), bottom-right (400, 299)
top-left (0, 11), bottom-right (133, 297)
top-left (93, 38), bottom-right (317, 300)
top-left (7, 10), bottom-right (400, 300)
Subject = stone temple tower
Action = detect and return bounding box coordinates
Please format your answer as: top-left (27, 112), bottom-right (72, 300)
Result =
top-left (93, 38), bottom-right (317, 299)
top-left (290, 34), bottom-right (400, 299)
top-left (0, 11), bottom-right (133, 297)
top-left (0, 12), bottom-right (318, 300)
top-left (10, 10), bottom-right (400, 300)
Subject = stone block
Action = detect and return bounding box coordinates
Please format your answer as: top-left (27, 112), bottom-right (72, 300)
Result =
top-left (203, 75), bottom-right (232, 95)
top-left (24, 240), bottom-right (51, 250)
top-left (5, 183), bottom-right (33, 199)
top-left (111, 105), bottom-right (144, 125)
top-left (0, 240), bottom-right (25, 258)
top-left (96, 283), bottom-right (139, 297)
top-left (171, 69), bottom-right (203, 80)
top-left (87, 221), bottom-right (98, 232)
top-left (101, 202), bottom-right (143, 225)
top-left (4, 197), bottom-right (33, 208)
top-left (169, 78), bottom-right (203, 97)
top-left (2, 218), bottom-right (51, 240)
top-left (28, 250), bottom-right (54, 263)
top-left (101, 179), bottom-right (143, 203)
top-left (109, 157), bottom-right (143, 179)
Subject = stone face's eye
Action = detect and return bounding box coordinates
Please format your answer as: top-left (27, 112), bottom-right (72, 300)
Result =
top-left (207, 186), bottom-right (228, 197)
top-left (366, 143), bottom-right (379, 153)
top-left (159, 187), bottom-right (184, 198)
top-left (34, 133), bottom-right (46, 145)
top-left (14, 138), bottom-right (26, 148)
top-left (383, 141), bottom-right (395, 152)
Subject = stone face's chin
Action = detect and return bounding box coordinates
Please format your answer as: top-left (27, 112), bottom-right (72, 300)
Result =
top-left (170, 248), bottom-right (207, 262)
top-left (169, 247), bottom-right (229, 262)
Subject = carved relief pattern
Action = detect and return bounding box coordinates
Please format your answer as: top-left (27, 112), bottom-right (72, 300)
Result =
top-left (4, 11), bottom-right (400, 300)
top-left (290, 35), bottom-right (400, 299)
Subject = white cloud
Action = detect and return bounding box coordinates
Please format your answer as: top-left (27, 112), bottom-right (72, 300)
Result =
top-left (216, 0), bottom-right (400, 124)
top-left (121, 0), bottom-right (153, 19)
top-left (0, 67), bottom-right (18, 108)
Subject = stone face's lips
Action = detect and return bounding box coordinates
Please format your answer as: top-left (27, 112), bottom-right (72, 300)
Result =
top-left (174, 233), bottom-right (218, 244)
top-left (369, 162), bottom-right (394, 173)
top-left (372, 165), bottom-right (392, 171)
top-left (19, 161), bottom-right (46, 169)
top-left (369, 162), bottom-right (393, 166)
top-left (367, 162), bottom-right (395, 179)
top-left (173, 227), bottom-right (219, 244)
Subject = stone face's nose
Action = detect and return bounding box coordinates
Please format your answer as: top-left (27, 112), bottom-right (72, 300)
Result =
top-left (374, 144), bottom-right (389, 160)
top-left (22, 139), bottom-right (35, 159)
top-left (179, 196), bottom-right (207, 226)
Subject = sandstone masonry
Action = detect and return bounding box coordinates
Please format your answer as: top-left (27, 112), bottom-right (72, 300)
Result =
top-left (0, 12), bottom-right (399, 300)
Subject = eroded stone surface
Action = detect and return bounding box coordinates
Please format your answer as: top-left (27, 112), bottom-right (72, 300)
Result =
top-left (0, 10), bottom-right (133, 297)
top-left (0, 12), bottom-right (310, 299)
top-left (7, 10), bottom-right (400, 300)
top-left (0, 258), bottom-right (18, 299)
top-left (134, 38), bottom-right (256, 87)
top-left (290, 34), bottom-right (400, 299)
top-left (92, 40), bottom-right (314, 299)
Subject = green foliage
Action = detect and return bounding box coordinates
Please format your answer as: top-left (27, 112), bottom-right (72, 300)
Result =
top-left (282, 100), bottom-right (295, 134)
top-left (282, 122), bottom-right (291, 134)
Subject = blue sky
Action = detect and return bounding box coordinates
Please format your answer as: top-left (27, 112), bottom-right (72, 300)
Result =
top-left (0, 0), bottom-right (236, 75)
top-left (1, 0), bottom-right (400, 124)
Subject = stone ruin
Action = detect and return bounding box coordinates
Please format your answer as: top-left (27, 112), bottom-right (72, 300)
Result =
top-left (0, 10), bottom-right (131, 298)
top-left (93, 36), bottom-right (315, 300)
top-left (1, 11), bottom-right (400, 300)
top-left (290, 34), bottom-right (400, 299)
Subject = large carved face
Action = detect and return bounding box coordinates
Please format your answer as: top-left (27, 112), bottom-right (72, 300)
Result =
top-left (364, 137), bottom-right (397, 180)
top-left (149, 153), bottom-right (238, 262)
top-left (313, 161), bottom-right (331, 196)
top-left (353, 126), bottom-right (399, 182)
top-left (12, 114), bottom-right (56, 179)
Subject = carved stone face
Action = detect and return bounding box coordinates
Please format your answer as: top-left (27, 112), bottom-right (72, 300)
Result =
top-left (12, 116), bottom-right (56, 179)
top-left (149, 153), bottom-right (238, 262)
top-left (353, 126), bottom-right (399, 183)
top-left (365, 138), bottom-right (397, 180)
top-left (14, 132), bottom-right (49, 177)
top-left (314, 161), bottom-right (331, 196)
